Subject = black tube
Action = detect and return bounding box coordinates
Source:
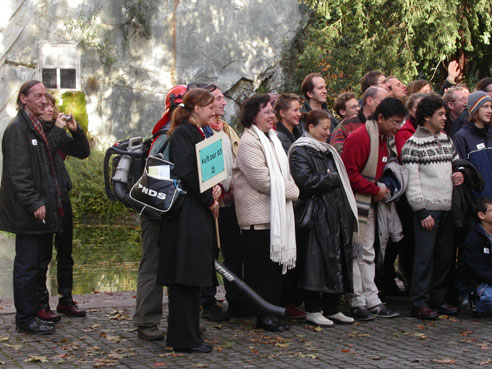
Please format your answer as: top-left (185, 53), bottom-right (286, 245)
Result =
top-left (113, 182), bottom-right (161, 219)
top-left (214, 260), bottom-right (285, 316)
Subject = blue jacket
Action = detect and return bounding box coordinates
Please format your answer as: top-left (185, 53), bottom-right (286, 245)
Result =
top-left (453, 124), bottom-right (492, 198)
top-left (462, 221), bottom-right (492, 286)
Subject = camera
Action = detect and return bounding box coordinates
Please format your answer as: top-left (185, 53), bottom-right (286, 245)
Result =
top-left (64, 114), bottom-right (73, 122)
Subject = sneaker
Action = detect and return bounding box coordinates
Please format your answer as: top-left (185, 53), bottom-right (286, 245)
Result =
top-left (284, 304), bottom-right (306, 319)
top-left (305, 312), bottom-right (334, 327)
top-left (351, 307), bottom-right (375, 321)
top-left (202, 303), bottom-right (229, 322)
top-left (368, 303), bottom-right (400, 318)
top-left (137, 325), bottom-right (164, 341)
top-left (324, 312), bottom-right (355, 325)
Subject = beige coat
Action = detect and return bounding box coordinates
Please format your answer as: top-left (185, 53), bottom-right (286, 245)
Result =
top-left (233, 127), bottom-right (299, 228)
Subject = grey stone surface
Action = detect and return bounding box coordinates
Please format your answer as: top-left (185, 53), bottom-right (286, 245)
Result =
top-left (1, 293), bottom-right (492, 368)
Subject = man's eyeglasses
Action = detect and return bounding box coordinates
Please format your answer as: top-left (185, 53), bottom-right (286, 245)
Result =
top-left (388, 117), bottom-right (404, 127)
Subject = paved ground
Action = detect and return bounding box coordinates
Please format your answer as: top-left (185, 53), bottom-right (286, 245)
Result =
top-left (1, 291), bottom-right (492, 368)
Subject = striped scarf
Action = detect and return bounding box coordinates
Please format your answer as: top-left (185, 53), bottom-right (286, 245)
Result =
top-left (26, 111), bottom-right (64, 216)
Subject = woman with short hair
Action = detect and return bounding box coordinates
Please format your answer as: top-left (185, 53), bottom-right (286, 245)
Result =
top-left (233, 94), bottom-right (299, 332)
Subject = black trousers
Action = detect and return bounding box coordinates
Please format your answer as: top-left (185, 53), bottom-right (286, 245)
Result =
top-left (167, 284), bottom-right (202, 349)
top-left (396, 195), bottom-right (415, 284)
top-left (303, 291), bottom-right (340, 315)
top-left (14, 235), bottom-right (43, 325)
top-left (242, 229), bottom-right (282, 317)
top-left (37, 194), bottom-right (74, 308)
top-left (200, 206), bottom-right (243, 310)
top-left (411, 211), bottom-right (455, 308)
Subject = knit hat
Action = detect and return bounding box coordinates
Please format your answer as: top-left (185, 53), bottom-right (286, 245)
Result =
top-left (468, 91), bottom-right (492, 119)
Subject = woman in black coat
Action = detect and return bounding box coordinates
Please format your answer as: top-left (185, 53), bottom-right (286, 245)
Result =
top-left (288, 110), bottom-right (358, 327)
top-left (157, 88), bottom-right (220, 353)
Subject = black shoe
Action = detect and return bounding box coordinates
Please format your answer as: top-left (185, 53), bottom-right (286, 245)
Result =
top-left (202, 303), bottom-right (229, 322)
top-left (272, 317), bottom-right (290, 331)
top-left (174, 342), bottom-right (213, 353)
top-left (351, 307), bottom-right (375, 321)
top-left (17, 317), bottom-right (55, 335)
top-left (256, 315), bottom-right (281, 332)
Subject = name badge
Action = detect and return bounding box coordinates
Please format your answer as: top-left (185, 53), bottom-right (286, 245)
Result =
top-left (31, 139), bottom-right (38, 146)
top-left (484, 248), bottom-right (490, 254)
top-left (382, 156), bottom-right (388, 163)
top-left (477, 143), bottom-right (486, 150)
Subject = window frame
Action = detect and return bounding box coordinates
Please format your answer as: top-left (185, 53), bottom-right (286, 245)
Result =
top-left (38, 41), bottom-right (80, 92)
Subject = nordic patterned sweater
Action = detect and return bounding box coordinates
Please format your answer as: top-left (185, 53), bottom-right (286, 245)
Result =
top-left (400, 125), bottom-right (458, 215)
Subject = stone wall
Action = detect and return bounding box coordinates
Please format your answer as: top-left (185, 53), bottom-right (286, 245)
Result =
top-left (0, 0), bottom-right (307, 175)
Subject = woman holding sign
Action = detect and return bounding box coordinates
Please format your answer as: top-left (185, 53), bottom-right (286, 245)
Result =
top-left (156, 88), bottom-right (221, 353)
top-left (233, 94), bottom-right (299, 332)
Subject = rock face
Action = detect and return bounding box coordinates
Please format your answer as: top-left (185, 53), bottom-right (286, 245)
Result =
top-left (0, 0), bottom-right (306, 163)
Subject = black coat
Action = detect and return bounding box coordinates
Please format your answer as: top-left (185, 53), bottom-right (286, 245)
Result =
top-left (276, 122), bottom-right (302, 153)
top-left (42, 120), bottom-right (90, 194)
top-left (289, 145), bottom-right (354, 293)
top-left (157, 121), bottom-right (216, 287)
top-left (0, 110), bottom-right (63, 235)
top-left (452, 159), bottom-right (484, 228)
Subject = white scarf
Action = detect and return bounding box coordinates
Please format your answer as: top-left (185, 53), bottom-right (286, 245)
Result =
top-left (252, 124), bottom-right (296, 274)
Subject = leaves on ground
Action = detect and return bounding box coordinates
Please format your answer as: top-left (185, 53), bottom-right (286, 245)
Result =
top-left (0, 336), bottom-right (8, 342)
top-left (24, 355), bottom-right (48, 363)
top-left (3, 344), bottom-right (22, 350)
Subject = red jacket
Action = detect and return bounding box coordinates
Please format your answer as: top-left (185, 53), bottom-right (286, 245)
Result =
top-left (395, 116), bottom-right (417, 161)
top-left (341, 124), bottom-right (388, 196)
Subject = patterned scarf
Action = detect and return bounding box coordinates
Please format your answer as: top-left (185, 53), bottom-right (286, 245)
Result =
top-left (27, 111), bottom-right (64, 216)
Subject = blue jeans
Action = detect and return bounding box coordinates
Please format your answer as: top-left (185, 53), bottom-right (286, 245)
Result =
top-left (476, 283), bottom-right (492, 313)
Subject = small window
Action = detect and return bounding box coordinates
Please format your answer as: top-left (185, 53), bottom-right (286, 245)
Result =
top-left (42, 68), bottom-right (57, 89)
top-left (60, 69), bottom-right (76, 89)
top-left (38, 41), bottom-right (79, 90)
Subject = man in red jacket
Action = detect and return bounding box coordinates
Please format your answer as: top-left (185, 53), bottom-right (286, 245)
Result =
top-left (342, 97), bottom-right (407, 321)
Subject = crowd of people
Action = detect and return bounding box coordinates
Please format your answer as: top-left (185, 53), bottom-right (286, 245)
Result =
top-left (130, 62), bottom-right (492, 353)
top-left (1, 61), bottom-right (491, 355)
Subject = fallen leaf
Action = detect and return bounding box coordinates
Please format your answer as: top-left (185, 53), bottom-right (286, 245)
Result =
top-left (275, 342), bottom-right (292, 348)
top-left (416, 325), bottom-right (426, 329)
top-left (304, 325), bottom-right (323, 332)
top-left (480, 359), bottom-right (492, 365)
top-left (93, 358), bottom-right (118, 367)
top-left (461, 330), bottom-right (473, 336)
top-left (0, 361), bottom-right (5, 365)
top-left (372, 356), bottom-right (382, 360)
top-left (24, 356), bottom-right (48, 363)
top-left (341, 349), bottom-right (351, 353)
top-left (158, 353), bottom-right (185, 358)
top-left (152, 362), bottom-right (167, 367)
top-left (0, 336), bottom-right (8, 342)
top-left (432, 359), bottom-right (456, 364)
top-left (193, 364), bottom-right (209, 368)
top-left (3, 344), bottom-right (22, 350)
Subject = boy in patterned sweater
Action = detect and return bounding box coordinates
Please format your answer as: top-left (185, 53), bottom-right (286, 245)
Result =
top-left (401, 94), bottom-right (464, 320)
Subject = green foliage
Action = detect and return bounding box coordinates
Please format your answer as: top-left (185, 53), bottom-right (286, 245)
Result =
top-left (122, 0), bottom-right (157, 40)
top-left (65, 148), bottom-right (134, 222)
top-left (64, 7), bottom-right (116, 66)
top-left (294, 0), bottom-right (492, 100)
top-left (58, 91), bottom-right (89, 133)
